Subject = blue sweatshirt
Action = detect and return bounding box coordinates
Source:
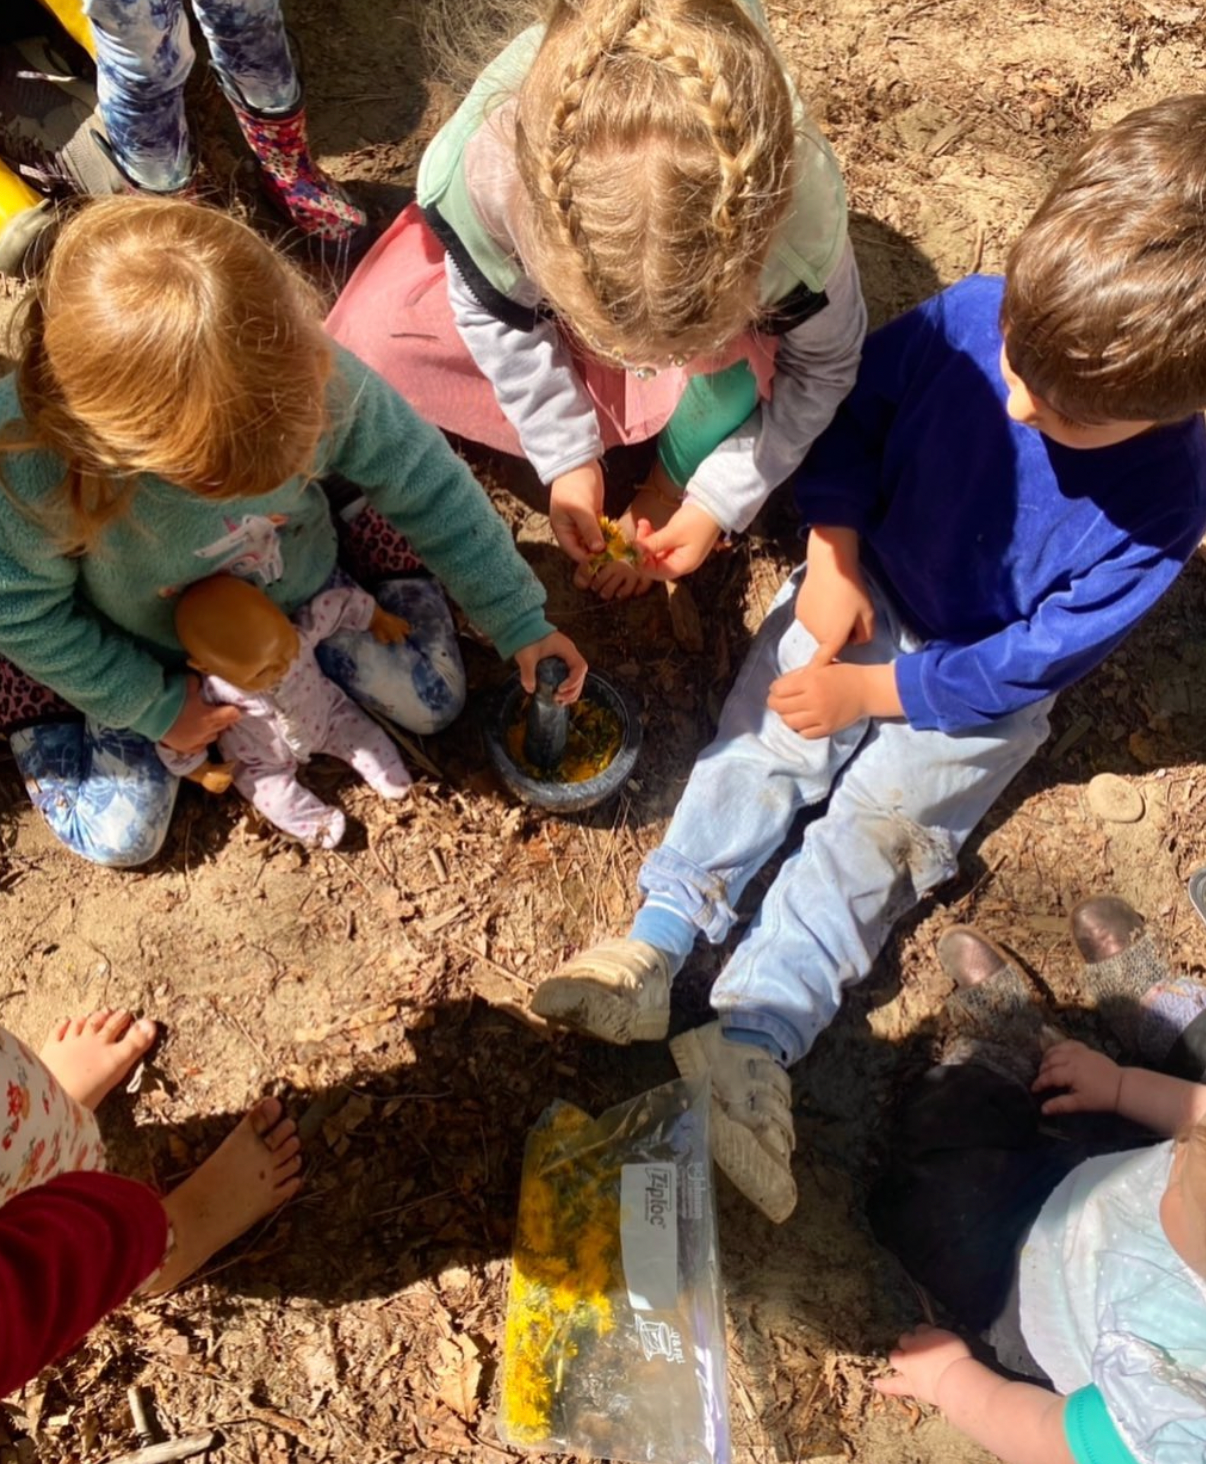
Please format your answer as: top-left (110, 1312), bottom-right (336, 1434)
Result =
top-left (794, 275), bottom-right (1206, 733)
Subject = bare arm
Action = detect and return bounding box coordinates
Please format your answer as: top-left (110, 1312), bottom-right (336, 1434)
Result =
top-left (876, 1328), bottom-right (1076, 1464)
top-left (1034, 1040), bottom-right (1206, 1136)
top-left (937, 1357), bottom-right (1075, 1464)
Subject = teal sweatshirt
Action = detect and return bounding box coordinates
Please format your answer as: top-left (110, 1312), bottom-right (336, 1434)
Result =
top-left (0, 346), bottom-right (553, 741)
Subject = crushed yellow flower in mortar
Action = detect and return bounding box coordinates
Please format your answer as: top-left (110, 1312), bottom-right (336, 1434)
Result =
top-left (505, 697), bottom-right (622, 783)
top-left (499, 1103), bottom-right (620, 1443)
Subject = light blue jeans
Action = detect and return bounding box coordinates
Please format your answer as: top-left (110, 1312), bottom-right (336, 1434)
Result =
top-left (637, 567), bottom-right (1054, 1066)
top-left (10, 578), bottom-right (465, 868)
top-left (84, 0), bottom-right (299, 191)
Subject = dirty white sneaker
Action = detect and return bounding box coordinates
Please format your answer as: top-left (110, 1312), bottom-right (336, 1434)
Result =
top-left (530, 938), bottom-right (671, 1043)
top-left (670, 1021), bottom-right (797, 1223)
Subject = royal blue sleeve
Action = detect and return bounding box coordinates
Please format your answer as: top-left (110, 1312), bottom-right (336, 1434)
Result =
top-left (793, 295), bottom-right (943, 534)
top-left (895, 505), bottom-right (1203, 731)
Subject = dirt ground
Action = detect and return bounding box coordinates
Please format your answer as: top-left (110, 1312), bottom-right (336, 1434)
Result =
top-left (4, 1), bottom-right (1206, 1461)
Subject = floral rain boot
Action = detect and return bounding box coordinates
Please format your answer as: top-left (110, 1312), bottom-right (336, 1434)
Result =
top-left (224, 82), bottom-right (373, 259)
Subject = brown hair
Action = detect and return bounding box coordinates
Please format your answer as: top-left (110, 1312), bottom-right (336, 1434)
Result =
top-left (513, 0), bottom-right (795, 366)
top-left (1002, 94), bottom-right (1206, 425)
top-left (5, 195), bottom-right (332, 550)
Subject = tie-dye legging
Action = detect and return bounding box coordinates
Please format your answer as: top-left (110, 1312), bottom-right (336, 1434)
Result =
top-left (83, 0), bottom-right (299, 191)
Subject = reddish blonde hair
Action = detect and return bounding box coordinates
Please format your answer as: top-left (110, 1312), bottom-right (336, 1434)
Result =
top-left (6, 196), bottom-right (332, 549)
top-left (513, 0), bottom-right (795, 365)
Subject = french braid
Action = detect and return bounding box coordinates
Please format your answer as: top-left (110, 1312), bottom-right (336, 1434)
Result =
top-left (514, 0), bottom-right (795, 364)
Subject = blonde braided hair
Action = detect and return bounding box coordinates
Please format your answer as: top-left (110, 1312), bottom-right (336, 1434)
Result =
top-left (514, 0), bottom-right (795, 365)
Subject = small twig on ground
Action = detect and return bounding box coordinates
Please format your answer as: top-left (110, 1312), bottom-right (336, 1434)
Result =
top-left (360, 706), bottom-right (443, 778)
top-left (328, 848), bottom-right (376, 896)
top-left (448, 936), bottom-right (535, 988)
top-left (367, 1184), bottom-right (458, 1220)
top-left (105, 1433), bottom-right (218, 1464)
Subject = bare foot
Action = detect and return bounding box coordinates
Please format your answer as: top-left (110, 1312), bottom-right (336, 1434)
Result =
top-left (145, 1097), bottom-right (302, 1295)
top-left (572, 483), bottom-right (678, 601)
top-left (39, 1009), bottom-right (158, 1110)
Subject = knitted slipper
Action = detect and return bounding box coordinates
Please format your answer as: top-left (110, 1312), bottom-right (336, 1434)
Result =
top-left (944, 963), bottom-right (1043, 1048)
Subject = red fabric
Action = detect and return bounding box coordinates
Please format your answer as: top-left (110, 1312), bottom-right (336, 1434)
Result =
top-left (0, 1171), bottom-right (167, 1394)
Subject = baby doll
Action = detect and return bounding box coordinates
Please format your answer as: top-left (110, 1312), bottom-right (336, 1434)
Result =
top-left (159, 575), bottom-right (412, 848)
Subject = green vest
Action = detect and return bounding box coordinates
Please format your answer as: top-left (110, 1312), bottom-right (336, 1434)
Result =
top-left (417, 1), bottom-right (848, 332)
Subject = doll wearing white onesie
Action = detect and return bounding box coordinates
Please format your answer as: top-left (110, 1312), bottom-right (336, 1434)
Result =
top-left (160, 583), bottom-right (411, 848)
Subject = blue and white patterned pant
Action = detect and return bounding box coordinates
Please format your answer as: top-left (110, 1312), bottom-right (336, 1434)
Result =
top-left (84, 0), bottom-right (300, 191)
top-left (9, 578), bottom-right (466, 868)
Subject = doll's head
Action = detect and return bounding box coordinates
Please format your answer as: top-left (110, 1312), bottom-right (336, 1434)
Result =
top-left (176, 576), bottom-right (300, 693)
top-left (9, 196), bottom-right (332, 549)
top-left (1161, 1121), bottom-right (1206, 1279)
top-left (513, 0), bottom-right (795, 370)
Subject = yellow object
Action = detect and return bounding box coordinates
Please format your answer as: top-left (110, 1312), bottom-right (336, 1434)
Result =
top-left (585, 515), bottom-right (641, 575)
top-left (505, 696), bottom-right (622, 784)
top-left (0, 161), bottom-right (41, 228)
top-left (500, 1103), bottom-right (618, 1443)
top-left (36, 0), bottom-right (96, 58)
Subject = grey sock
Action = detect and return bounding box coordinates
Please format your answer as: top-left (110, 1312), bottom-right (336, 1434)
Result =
top-left (1079, 935), bottom-right (1171, 1053)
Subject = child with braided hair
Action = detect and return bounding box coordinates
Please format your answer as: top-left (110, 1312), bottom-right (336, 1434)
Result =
top-left (328, 0), bottom-right (864, 599)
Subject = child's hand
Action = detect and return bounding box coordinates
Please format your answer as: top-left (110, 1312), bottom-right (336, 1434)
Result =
top-left (1033, 1039), bottom-right (1123, 1115)
top-left (875, 1326), bottom-right (973, 1408)
top-left (550, 463), bottom-right (607, 563)
top-left (162, 676), bottom-right (241, 755)
top-left (514, 631), bottom-right (589, 704)
top-left (796, 528), bottom-right (875, 661)
top-left (634, 502), bottom-right (723, 580)
top-left (370, 606), bottom-right (410, 644)
top-left (769, 661), bottom-right (879, 738)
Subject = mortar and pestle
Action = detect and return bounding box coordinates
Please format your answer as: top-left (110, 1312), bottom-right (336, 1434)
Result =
top-left (485, 656), bottom-right (642, 814)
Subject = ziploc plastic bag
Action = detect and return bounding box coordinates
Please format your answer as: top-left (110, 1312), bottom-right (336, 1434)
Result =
top-left (498, 1075), bottom-right (730, 1463)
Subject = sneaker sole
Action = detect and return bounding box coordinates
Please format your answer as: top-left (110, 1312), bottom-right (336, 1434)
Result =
top-left (669, 1028), bottom-right (797, 1224)
top-left (531, 975), bottom-right (669, 1044)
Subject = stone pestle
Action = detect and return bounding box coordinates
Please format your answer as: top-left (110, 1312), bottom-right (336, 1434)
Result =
top-left (523, 656), bottom-right (569, 771)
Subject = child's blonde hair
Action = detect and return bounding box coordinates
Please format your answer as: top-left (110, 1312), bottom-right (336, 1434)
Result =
top-left (7, 196), bottom-right (332, 549)
top-left (513, 0), bottom-right (795, 366)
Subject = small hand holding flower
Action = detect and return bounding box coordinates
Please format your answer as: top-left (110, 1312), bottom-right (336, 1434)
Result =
top-left (550, 462), bottom-right (607, 563)
top-left (634, 501), bottom-right (723, 581)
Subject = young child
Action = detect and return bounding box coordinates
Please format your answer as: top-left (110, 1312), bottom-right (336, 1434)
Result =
top-left (75, 0), bottom-right (370, 253)
top-left (531, 96), bottom-right (1206, 1221)
top-left (0, 195), bottom-right (586, 868)
top-left (160, 575), bottom-right (414, 849)
top-left (0, 1006), bottom-right (302, 1395)
top-left (327, 0), bottom-right (866, 599)
top-left (872, 900), bottom-right (1206, 1464)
